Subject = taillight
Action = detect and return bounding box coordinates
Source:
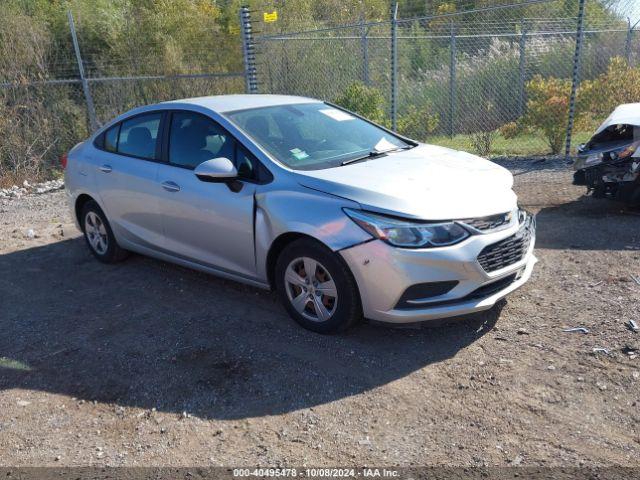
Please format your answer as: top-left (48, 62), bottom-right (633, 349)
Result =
top-left (61, 153), bottom-right (68, 169)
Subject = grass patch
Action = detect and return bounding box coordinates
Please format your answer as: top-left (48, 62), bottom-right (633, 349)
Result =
top-left (425, 132), bottom-right (592, 158)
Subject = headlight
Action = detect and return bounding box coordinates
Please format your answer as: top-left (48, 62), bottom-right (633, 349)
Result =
top-left (344, 208), bottom-right (470, 248)
top-left (584, 153), bottom-right (603, 165)
top-left (574, 153), bottom-right (602, 171)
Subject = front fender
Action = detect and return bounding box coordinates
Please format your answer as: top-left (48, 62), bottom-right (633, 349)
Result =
top-left (254, 188), bottom-right (371, 281)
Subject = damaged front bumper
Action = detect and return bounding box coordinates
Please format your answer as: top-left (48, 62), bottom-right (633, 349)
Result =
top-left (573, 149), bottom-right (640, 204)
top-left (339, 214), bottom-right (537, 324)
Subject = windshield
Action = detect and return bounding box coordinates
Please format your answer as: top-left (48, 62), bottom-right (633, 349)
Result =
top-left (224, 102), bottom-right (411, 170)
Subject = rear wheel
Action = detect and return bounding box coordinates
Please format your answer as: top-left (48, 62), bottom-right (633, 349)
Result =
top-left (81, 200), bottom-right (128, 263)
top-left (275, 238), bottom-right (362, 333)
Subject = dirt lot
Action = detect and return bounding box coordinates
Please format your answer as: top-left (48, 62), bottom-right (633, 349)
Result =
top-left (1, 158), bottom-right (639, 467)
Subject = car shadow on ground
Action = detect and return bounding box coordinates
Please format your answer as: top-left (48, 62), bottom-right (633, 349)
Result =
top-left (0, 237), bottom-right (501, 420)
top-left (534, 195), bottom-right (640, 251)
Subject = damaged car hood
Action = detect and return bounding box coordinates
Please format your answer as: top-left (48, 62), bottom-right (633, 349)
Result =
top-left (575, 103), bottom-right (640, 171)
top-left (295, 144), bottom-right (516, 220)
top-left (594, 102), bottom-right (640, 136)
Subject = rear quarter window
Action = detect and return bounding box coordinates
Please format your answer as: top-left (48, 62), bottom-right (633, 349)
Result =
top-left (93, 132), bottom-right (105, 150)
top-left (105, 124), bottom-right (119, 153)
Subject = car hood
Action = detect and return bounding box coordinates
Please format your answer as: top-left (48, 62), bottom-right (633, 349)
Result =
top-left (295, 144), bottom-right (516, 220)
top-left (574, 103), bottom-right (640, 170)
top-left (593, 102), bottom-right (640, 135)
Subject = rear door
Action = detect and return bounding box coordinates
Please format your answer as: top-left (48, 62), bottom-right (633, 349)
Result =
top-left (93, 111), bottom-right (165, 250)
top-left (155, 110), bottom-right (261, 278)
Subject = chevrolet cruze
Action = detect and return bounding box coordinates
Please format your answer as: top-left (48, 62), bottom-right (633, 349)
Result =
top-left (64, 94), bottom-right (536, 333)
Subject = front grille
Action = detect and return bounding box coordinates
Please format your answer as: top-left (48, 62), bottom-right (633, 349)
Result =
top-left (461, 212), bottom-right (511, 232)
top-left (477, 220), bottom-right (533, 273)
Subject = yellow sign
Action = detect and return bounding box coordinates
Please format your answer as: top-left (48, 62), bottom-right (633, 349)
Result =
top-left (263, 11), bottom-right (278, 23)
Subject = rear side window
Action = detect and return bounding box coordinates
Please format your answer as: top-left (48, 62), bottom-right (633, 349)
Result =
top-left (104, 124), bottom-right (119, 153)
top-left (117, 113), bottom-right (161, 160)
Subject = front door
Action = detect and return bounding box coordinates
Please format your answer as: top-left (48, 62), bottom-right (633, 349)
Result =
top-left (156, 111), bottom-right (258, 278)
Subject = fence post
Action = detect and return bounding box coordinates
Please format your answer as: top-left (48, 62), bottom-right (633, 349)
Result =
top-left (240, 6), bottom-right (258, 94)
top-left (68, 10), bottom-right (97, 132)
top-left (449, 21), bottom-right (457, 138)
top-left (390, 1), bottom-right (398, 130)
top-left (517, 21), bottom-right (527, 118)
top-left (361, 20), bottom-right (370, 86)
top-left (624, 19), bottom-right (633, 64)
top-left (564, 0), bottom-right (586, 160)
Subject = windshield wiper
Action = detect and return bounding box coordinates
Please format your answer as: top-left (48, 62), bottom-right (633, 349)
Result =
top-left (340, 145), bottom-right (414, 166)
top-left (341, 150), bottom-right (388, 166)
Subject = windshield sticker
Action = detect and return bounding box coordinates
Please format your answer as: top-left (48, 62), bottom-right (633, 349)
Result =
top-left (319, 108), bottom-right (355, 122)
top-left (290, 148), bottom-right (310, 160)
top-left (373, 137), bottom-right (397, 152)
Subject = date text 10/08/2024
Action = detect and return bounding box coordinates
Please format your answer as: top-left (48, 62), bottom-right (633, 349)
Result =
top-left (233, 468), bottom-right (400, 478)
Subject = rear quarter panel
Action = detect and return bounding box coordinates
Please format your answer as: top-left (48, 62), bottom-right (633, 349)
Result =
top-left (64, 141), bottom-right (102, 228)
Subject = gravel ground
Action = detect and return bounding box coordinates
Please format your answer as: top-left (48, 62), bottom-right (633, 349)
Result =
top-left (0, 158), bottom-right (639, 467)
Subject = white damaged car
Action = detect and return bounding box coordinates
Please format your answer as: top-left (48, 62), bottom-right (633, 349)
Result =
top-left (574, 103), bottom-right (640, 204)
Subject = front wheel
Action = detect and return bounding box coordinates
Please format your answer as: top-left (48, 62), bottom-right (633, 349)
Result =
top-left (275, 238), bottom-right (362, 334)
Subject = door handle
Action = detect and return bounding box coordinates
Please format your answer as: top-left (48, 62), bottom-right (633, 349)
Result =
top-left (99, 164), bottom-right (112, 173)
top-left (161, 181), bottom-right (181, 192)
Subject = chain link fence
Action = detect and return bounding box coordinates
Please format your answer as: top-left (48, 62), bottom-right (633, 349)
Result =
top-left (249, 0), bottom-right (639, 159)
top-left (0, 6), bottom-right (246, 183)
top-left (1, 1), bottom-right (638, 184)
top-left (72, 7), bottom-right (247, 128)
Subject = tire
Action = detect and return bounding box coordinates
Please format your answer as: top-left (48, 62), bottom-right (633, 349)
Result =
top-left (81, 200), bottom-right (128, 264)
top-left (275, 238), bottom-right (362, 334)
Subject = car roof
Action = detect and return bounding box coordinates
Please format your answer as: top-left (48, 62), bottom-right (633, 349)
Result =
top-left (160, 94), bottom-right (323, 113)
top-left (94, 94), bottom-right (326, 136)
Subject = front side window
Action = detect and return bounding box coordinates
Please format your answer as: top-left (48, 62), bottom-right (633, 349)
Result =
top-left (117, 113), bottom-right (161, 160)
top-left (235, 144), bottom-right (259, 181)
top-left (169, 112), bottom-right (235, 170)
top-left (225, 102), bottom-right (411, 170)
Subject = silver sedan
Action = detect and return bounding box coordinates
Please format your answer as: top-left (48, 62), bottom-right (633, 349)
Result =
top-left (64, 94), bottom-right (536, 333)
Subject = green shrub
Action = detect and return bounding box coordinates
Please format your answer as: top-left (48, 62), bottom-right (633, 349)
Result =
top-left (521, 75), bottom-right (571, 154)
top-left (470, 131), bottom-right (496, 157)
top-left (499, 121), bottom-right (521, 139)
top-left (397, 104), bottom-right (439, 140)
top-left (519, 57), bottom-right (640, 155)
top-left (334, 82), bottom-right (388, 126)
top-left (578, 57), bottom-right (640, 122)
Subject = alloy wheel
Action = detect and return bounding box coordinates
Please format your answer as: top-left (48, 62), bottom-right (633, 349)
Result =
top-left (284, 256), bottom-right (338, 322)
top-left (85, 211), bottom-right (108, 255)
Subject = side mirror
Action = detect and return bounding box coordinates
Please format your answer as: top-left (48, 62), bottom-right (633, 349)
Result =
top-left (194, 157), bottom-right (238, 183)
